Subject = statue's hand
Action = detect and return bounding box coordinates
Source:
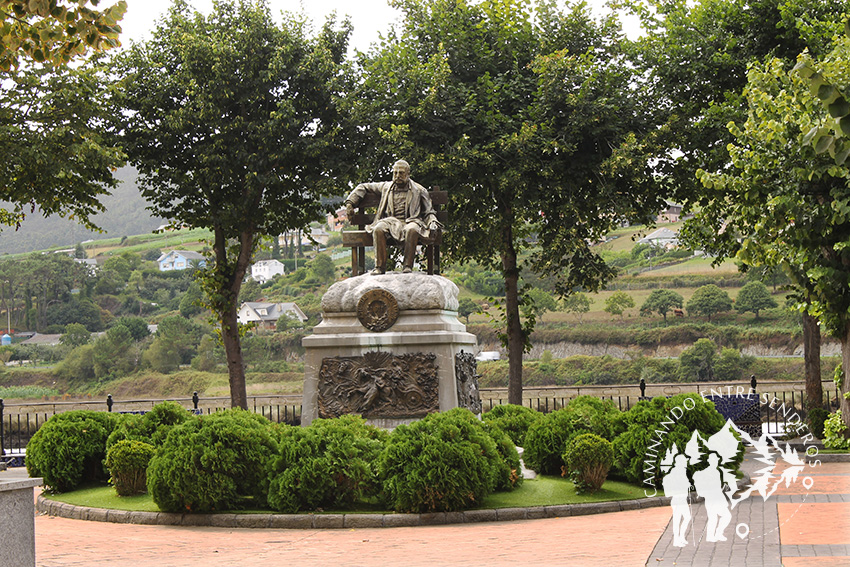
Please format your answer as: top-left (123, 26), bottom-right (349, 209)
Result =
top-left (345, 202), bottom-right (355, 220)
top-left (429, 222), bottom-right (441, 232)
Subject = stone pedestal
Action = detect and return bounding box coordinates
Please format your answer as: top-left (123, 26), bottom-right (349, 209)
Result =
top-left (302, 273), bottom-right (479, 428)
top-left (0, 478), bottom-right (42, 567)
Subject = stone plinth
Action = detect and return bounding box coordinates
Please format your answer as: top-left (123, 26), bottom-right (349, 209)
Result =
top-left (302, 273), bottom-right (479, 427)
top-left (0, 478), bottom-right (42, 567)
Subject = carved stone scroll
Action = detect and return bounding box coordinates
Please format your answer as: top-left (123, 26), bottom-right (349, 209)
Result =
top-left (455, 351), bottom-right (482, 414)
top-left (318, 351), bottom-right (439, 419)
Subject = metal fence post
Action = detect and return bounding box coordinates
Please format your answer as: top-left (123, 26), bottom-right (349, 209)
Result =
top-left (193, 391), bottom-right (199, 410)
top-left (107, 394), bottom-right (113, 413)
top-left (0, 398), bottom-right (5, 456)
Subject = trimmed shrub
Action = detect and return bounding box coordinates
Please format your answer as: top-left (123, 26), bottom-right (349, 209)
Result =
top-left (267, 415), bottom-right (388, 513)
top-left (823, 412), bottom-right (850, 450)
top-left (377, 408), bottom-right (502, 513)
top-left (106, 401), bottom-right (194, 449)
top-left (481, 404), bottom-right (543, 446)
top-left (611, 394), bottom-right (733, 486)
top-left (482, 421), bottom-right (523, 491)
top-left (146, 410), bottom-right (278, 513)
top-left (563, 433), bottom-right (613, 493)
top-left (106, 440), bottom-right (156, 496)
top-left (523, 396), bottom-right (619, 475)
top-left (26, 411), bottom-right (119, 492)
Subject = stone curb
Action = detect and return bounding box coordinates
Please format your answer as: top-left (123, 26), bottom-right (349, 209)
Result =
top-left (36, 494), bottom-right (671, 529)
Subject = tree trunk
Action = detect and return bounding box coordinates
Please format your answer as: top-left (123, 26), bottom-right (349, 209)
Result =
top-left (803, 311), bottom-right (822, 412)
top-left (222, 300), bottom-right (248, 410)
top-left (842, 323), bottom-right (850, 438)
top-left (212, 226), bottom-right (255, 410)
top-left (501, 221), bottom-right (523, 406)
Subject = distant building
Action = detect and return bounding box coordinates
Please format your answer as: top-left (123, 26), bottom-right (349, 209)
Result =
top-left (19, 333), bottom-right (62, 346)
top-left (237, 302), bottom-right (307, 330)
top-left (304, 226), bottom-right (330, 247)
top-left (250, 259), bottom-right (285, 284)
top-left (638, 227), bottom-right (680, 249)
top-left (157, 250), bottom-right (206, 272)
top-left (657, 201), bottom-right (691, 223)
top-left (74, 258), bottom-right (99, 275)
top-left (327, 206), bottom-right (348, 232)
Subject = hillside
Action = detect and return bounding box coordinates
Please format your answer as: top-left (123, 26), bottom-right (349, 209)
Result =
top-left (0, 167), bottom-right (165, 255)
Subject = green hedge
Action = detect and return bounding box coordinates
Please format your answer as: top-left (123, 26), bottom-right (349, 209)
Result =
top-left (376, 408), bottom-right (504, 513)
top-left (146, 410), bottom-right (278, 513)
top-left (267, 415), bottom-right (387, 513)
top-left (481, 404), bottom-right (543, 446)
top-left (26, 411), bottom-right (120, 492)
top-left (522, 396), bottom-right (619, 475)
top-left (105, 440), bottom-right (156, 496)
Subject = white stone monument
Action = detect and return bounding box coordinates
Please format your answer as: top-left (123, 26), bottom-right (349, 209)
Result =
top-left (301, 273), bottom-right (480, 428)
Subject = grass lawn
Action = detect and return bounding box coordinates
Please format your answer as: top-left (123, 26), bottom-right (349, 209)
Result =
top-left (45, 475), bottom-right (651, 515)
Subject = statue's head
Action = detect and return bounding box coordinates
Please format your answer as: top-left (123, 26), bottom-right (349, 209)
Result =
top-left (392, 160), bottom-right (411, 184)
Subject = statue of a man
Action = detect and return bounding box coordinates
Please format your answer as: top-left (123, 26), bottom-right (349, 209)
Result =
top-left (345, 160), bottom-right (442, 275)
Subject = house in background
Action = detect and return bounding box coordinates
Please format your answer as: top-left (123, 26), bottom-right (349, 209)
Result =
top-left (157, 250), bottom-right (206, 272)
top-left (638, 227), bottom-right (680, 249)
top-left (657, 201), bottom-right (691, 223)
top-left (250, 259), bottom-right (285, 284)
top-left (237, 302), bottom-right (307, 330)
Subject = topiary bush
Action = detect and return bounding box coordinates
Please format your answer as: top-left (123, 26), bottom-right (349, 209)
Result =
top-left (523, 396), bottom-right (619, 475)
top-left (376, 408), bottom-right (502, 513)
top-left (146, 409), bottom-right (278, 513)
top-left (823, 411), bottom-right (850, 450)
top-left (482, 421), bottom-right (523, 491)
top-left (26, 410), bottom-right (120, 492)
top-left (267, 415), bottom-right (388, 513)
top-left (563, 433), bottom-right (613, 493)
top-left (481, 404), bottom-right (543, 446)
top-left (105, 439), bottom-right (156, 496)
top-left (611, 393), bottom-right (734, 486)
top-left (106, 401), bottom-right (195, 450)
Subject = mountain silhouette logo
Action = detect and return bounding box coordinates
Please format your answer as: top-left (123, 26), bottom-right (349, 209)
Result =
top-left (660, 418), bottom-right (813, 547)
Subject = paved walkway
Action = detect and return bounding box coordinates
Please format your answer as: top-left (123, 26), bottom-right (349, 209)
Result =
top-left (4, 454), bottom-right (849, 566)
top-left (648, 453), bottom-right (850, 566)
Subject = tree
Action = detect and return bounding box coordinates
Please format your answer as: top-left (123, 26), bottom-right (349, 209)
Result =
top-left (604, 291), bottom-right (635, 320)
top-left (309, 254), bottom-right (336, 284)
top-left (640, 289), bottom-right (684, 324)
top-left (112, 316), bottom-right (150, 342)
top-left (118, 0), bottom-right (353, 409)
top-left (693, 34), bottom-right (850, 431)
top-left (562, 293), bottom-right (592, 323)
top-left (0, 0), bottom-right (126, 71)
top-left (686, 285), bottom-right (733, 321)
top-left (60, 323), bottom-right (90, 349)
top-left (678, 338), bottom-right (718, 382)
top-left (521, 288), bottom-right (558, 322)
top-left (625, 0), bottom-right (847, 211)
top-left (357, 0), bottom-right (661, 404)
top-left (1, 33), bottom-right (127, 228)
top-left (735, 281), bottom-right (778, 319)
top-left (456, 297), bottom-right (479, 325)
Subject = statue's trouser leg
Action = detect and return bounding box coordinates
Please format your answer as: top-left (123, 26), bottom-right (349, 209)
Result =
top-left (374, 229), bottom-right (387, 273)
top-left (404, 229), bottom-right (419, 271)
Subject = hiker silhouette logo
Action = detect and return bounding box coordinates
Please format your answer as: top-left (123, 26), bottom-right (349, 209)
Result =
top-left (659, 417), bottom-right (814, 547)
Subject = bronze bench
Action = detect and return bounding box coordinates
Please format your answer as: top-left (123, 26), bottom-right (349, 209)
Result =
top-left (342, 187), bottom-right (447, 276)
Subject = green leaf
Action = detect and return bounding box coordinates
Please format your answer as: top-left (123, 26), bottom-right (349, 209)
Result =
top-left (828, 97), bottom-right (850, 119)
top-left (815, 135), bottom-right (835, 154)
top-left (802, 126), bottom-right (821, 146)
top-left (835, 143), bottom-right (850, 165)
top-left (841, 115), bottom-right (850, 137)
top-left (818, 84), bottom-right (836, 102)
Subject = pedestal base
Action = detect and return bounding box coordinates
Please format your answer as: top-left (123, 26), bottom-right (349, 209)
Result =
top-left (302, 312), bottom-right (479, 427)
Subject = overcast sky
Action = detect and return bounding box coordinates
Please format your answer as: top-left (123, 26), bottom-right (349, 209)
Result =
top-left (118, 0), bottom-right (641, 52)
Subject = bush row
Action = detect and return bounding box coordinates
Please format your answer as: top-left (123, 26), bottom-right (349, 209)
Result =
top-left (28, 394), bottom-right (736, 509)
top-left (27, 406), bottom-right (522, 515)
